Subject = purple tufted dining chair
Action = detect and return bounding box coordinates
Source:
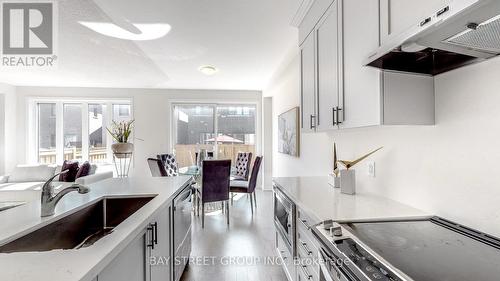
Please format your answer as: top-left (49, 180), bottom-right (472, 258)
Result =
top-left (157, 153), bottom-right (178, 177)
top-left (232, 152), bottom-right (253, 181)
top-left (199, 159), bottom-right (231, 228)
top-left (229, 156), bottom-right (262, 214)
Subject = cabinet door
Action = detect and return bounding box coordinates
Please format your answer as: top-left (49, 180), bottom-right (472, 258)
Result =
top-left (341, 0), bottom-right (382, 128)
top-left (149, 206), bottom-right (171, 281)
top-left (300, 33), bottom-right (317, 133)
top-left (380, 0), bottom-right (448, 44)
top-left (316, 1), bottom-right (340, 131)
top-left (99, 232), bottom-right (147, 281)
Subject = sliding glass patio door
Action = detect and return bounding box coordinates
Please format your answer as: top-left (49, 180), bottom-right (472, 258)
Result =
top-left (173, 104), bottom-right (256, 168)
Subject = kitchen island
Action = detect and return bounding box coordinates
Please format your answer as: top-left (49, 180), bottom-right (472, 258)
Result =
top-left (0, 176), bottom-right (193, 281)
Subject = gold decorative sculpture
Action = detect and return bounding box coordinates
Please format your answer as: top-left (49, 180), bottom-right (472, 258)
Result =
top-left (332, 143), bottom-right (339, 177)
top-left (338, 147), bottom-right (383, 170)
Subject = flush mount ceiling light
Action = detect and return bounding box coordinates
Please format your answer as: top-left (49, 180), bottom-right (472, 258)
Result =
top-left (78, 21), bottom-right (171, 41)
top-left (198, 65), bottom-right (219, 76)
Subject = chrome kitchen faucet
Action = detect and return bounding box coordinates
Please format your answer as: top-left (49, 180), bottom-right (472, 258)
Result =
top-left (41, 170), bottom-right (90, 217)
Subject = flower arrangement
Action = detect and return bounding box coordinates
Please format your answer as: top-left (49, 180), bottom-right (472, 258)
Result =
top-left (107, 120), bottom-right (135, 143)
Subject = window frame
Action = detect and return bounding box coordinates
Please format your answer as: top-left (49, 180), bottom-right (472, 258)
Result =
top-left (28, 97), bottom-right (133, 165)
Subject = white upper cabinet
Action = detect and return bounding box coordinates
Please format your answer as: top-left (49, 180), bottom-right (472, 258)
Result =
top-left (297, 0), bottom-right (436, 132)
top-left (299, 0), bottom-right (342, 132)
top-left (316, 2), bottom-right (342, 131)
top-left (300, 33), bottom-right (317, 132)
top-left (341, 0), bottom-right (381, 128)
top-left (380, 0), bottom-right (449, 45)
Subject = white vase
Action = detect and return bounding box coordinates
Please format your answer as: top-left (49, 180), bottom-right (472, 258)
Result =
top-left (112, 143), bottom-right (134, 158)
top-left (340, 169), bottom-right (356, 195)
top-left (328, 174), bottom-right (341, 188)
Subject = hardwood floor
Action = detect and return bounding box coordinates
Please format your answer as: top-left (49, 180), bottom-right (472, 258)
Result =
top-left (180, 190), bottom-right (287, 281)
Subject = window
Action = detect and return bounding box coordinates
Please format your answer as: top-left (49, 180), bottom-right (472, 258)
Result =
top-left (216, 105), bottom-right (255, 161)
top-left (63, 104), bottom-right (82, 161)
top-left (114, 104), bottom-right (131, 119)
top-left (173, 105), bottom-right (215, 167)
top-left (88, 104), bottom-right (108, 164)
top-left (33, 99), bottom-right (132, 164)
top-left (38, 103), bottom-right (56, 164)
top-left (173, 104), bottom-right (256, 168)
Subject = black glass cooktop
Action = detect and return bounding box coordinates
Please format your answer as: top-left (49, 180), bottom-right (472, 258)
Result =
top-left (341, 218), bottom-right (500, 281)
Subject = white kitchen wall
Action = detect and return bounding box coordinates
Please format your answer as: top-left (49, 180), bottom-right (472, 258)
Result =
top-left (11, 87), bottom-right (262, 178)
top-left (266, 52), bottom-right (500, 237)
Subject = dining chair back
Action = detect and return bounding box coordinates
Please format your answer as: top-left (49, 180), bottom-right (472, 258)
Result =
top-left (157, 154), bottom-right (178, 176)
top-left (147, 158), bottom-right (168, 177)
top-left (199, 159), bottom-right (231, 228)
top-left (228, 156), bottom-right (262, 214)
top-left (234, 152), bottom-right (253, 180)
top-left (247, 156), bottom-right (262, 194)
top-left (201, 160), bottom-right (231, 203)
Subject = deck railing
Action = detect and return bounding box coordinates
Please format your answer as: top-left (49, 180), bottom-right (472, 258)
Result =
top-left (39, 147), bottom-right (108, 164)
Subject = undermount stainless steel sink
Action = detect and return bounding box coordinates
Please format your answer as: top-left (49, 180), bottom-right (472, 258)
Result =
top-left (0, 196), bottom-right (155, 253)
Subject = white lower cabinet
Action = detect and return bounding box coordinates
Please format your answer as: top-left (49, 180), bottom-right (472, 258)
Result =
top-left (98, 232), bottom-right (148, 281)
top-left (276, 231), bottom-right (296, 281)
top-left (98, 205), bottom-right (171, 281)
top-left (149, 206), bottom-right (171, 281)
top-left (296, 209), bottom-right (320, 281)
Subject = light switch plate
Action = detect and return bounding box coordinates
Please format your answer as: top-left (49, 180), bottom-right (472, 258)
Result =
top-left (367, 161), bottom-right (375, 177)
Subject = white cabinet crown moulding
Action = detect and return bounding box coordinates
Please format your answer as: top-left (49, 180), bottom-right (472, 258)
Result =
top-left (290, 0), bottom-right (316, 27)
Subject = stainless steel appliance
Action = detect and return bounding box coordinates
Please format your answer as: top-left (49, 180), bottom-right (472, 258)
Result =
top-left (365, 0), bottom-right (500, 75)
top-left (313, 216), bottom-right (500, 281)
top-left (172, 185), bottom-right (192, 281)
top-left (273, 184), bottom-right (296, 256)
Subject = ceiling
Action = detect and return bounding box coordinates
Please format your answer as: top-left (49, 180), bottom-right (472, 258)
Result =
top-left (0, 0), bottom-right (300, 90)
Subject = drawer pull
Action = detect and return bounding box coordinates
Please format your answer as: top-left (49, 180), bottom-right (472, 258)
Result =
top-left (280, 250), bottom-right (287, 261)
top-left (299, 239), bottom-right (313, 255)
top-left (300, 219), bottom-right (311, 230)
top-left (300, 265), bottom-right (313, 280)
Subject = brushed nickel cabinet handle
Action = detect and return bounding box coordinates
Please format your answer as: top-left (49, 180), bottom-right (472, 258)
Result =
top-left (310, 115), bottom-right (316, 129)
top-left (332, 107), bottom-right (337, 126)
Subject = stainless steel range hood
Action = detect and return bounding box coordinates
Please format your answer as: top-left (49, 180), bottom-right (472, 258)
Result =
top-left (365, 0), bottom-right (500, 76)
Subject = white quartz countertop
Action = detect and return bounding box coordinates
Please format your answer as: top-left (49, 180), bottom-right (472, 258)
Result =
top-left (273, 176), bottom-right (429, 223)
top-left (0, 176), bottom-right (192, 281)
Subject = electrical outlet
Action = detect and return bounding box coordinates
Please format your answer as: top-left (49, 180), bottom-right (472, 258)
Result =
top-left (367, 161), bottom-right (375, 177)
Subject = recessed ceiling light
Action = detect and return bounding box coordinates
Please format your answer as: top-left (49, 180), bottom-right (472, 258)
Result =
top-left (198, 65), bottom-right (219, 76)
top-left (79, 22), bottom-right (171, 41)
